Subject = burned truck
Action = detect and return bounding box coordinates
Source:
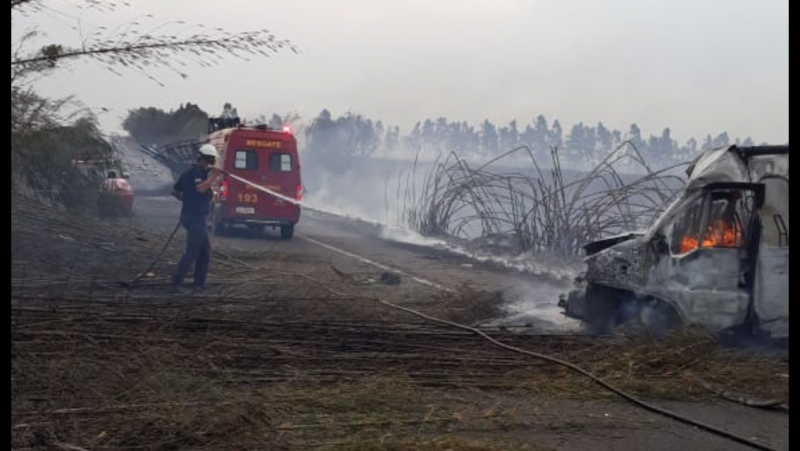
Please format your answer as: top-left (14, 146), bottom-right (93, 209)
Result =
top-left (560, 145), bottom-right (788, 339)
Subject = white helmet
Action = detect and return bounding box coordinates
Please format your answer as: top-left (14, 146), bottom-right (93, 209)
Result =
top-left (198, 144), bottom-right (218, 159)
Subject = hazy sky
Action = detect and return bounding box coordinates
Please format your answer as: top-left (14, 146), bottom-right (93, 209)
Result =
top-left (18, 0), bottom-right (788, 143)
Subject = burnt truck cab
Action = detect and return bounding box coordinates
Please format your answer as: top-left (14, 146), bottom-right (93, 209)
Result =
top-left (560, 145), bottom-right (789, 339)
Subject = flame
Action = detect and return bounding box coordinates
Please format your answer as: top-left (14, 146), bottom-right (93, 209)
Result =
top-left (680, 219), bottom-right (742, 254)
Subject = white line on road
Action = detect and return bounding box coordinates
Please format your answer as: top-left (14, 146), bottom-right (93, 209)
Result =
top-left (298, 234), bottom-right (453, 292)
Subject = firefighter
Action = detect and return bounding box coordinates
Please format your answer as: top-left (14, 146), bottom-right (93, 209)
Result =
top-left (170, 144), bottom-right (221, 294)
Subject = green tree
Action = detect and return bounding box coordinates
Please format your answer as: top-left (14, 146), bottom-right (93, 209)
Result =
top-left (122, 103), bottom-right (209, 145)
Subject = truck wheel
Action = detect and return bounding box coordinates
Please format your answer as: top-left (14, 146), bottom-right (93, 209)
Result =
top-left (584, 284), bottom-right (623, 335)
top-left (637, 298), bottom-right (681, 338)
top-left (280, 224), bottom-right (294, 240)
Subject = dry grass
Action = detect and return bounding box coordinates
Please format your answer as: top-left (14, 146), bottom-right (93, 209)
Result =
top-left (422, 284), bottom-right (506, 325)
top-left (510, 329), bottom-right (789, 401)
top-left (403, 142), bottom-right (687, 257)
top-left (11, 194), bottom-right (788, 450)
top-left (313, 438), bottom-right (550, 451)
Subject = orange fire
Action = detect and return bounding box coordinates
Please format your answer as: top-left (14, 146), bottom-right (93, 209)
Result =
top-left (679, 219), bottom-right (742, 254)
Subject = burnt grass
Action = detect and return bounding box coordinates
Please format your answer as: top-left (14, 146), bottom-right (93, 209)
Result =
top-left (11, 194), bottom-right (788, 450)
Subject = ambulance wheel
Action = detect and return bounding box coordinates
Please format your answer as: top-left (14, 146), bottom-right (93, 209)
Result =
top-left (280, 224), bottom-right (294, 240)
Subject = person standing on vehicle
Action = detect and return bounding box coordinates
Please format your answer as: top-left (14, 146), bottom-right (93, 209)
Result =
top-left (170, 144), bottom-right (221, 293)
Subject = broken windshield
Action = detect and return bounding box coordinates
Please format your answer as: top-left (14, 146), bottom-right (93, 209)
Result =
top-left (669, 189), bottom-right (750, 255)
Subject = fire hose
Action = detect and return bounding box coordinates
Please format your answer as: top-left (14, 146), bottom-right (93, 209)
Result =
top-left (223, 170), bottom-right (303, 206)
top-left (124, 169), bottom-right (301, 287)
top-left (123, 220), bottom-right (182, 287)
top-left (371, 299), bottom-right (781, 451)
top-left (125, 169), bottom-right (781, 451)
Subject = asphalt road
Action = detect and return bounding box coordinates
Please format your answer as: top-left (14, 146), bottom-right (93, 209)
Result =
top-left (132, 194), bottom-right (579, 331)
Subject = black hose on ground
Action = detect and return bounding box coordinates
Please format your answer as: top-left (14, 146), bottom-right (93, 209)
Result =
top-left (121, 220), bottom-right (182, 287)
top-left (372, 298), bottom-right (781, 451)
top-left (116, 210), bottom-right (781, 451)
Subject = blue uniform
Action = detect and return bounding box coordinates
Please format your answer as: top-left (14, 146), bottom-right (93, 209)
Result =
top-left (172, 165), bottom-right (213, 289)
